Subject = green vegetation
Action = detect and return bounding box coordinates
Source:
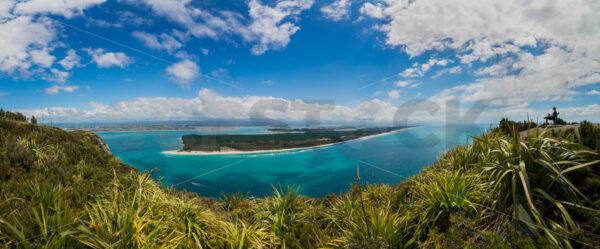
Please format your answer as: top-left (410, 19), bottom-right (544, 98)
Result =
top-left (0, 108), bottom-right (27, 122)
top-left (554, 117), bottom-right (568, 125)
top-left (181, 127), bottom-right (404, 151)
top-left (0, 113), bottom-right (599, 248)
top-left (495, 117), bottom-right (538, 135)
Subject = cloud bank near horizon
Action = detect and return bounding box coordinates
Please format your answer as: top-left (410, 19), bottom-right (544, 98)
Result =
top-left (17, 89), bottom-right (600, 125)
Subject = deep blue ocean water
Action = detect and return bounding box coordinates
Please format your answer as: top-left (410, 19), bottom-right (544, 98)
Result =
top-left (98, 125), bottom-right (488, 198)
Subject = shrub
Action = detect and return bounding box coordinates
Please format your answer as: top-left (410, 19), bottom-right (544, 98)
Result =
top-left (3, 135), bottom-right (36, 171)
top-left (480, 131), bottom-right (599, 248)
top-left (554, 117), bottom-right (567, 125)
top-left (495, 118), bottom-right (537, 135)
top-left (414, 170), bottom-right (484, 232)
top-left (578, 120), bottom-right (600, 151)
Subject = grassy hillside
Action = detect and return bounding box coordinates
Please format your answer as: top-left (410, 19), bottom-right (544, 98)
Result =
top-left (0, 116), bottom-right (599, 248)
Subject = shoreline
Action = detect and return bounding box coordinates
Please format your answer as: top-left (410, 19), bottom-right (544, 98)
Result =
top-left (161, 127), bottom-right (410, 156)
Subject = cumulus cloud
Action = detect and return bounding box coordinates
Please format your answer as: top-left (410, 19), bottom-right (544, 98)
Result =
top-left (14, 0), bottom-right (106, 18)
top-left (86, 11), bottom-right (152, 28)
top-left (59, 49), bottom-right (81, 70)
top-left (364, 0), bottom-right (600, 106)
top-left (16, 88), bottom-right (600, 124)
top-left (387, 89), bottom-right (400, 99)
top-left (399, 58), bottom-right (452, 78)
top-left (127, 0), bottom-right (313, 55)
top-left (166, 59), bottom-right (200, 87)
top-left (84, 48), bottom-right (132, 68)
top-left (359, 2), bottom-right (385, 19)
top-left (395, 81), bottom-right (410, 87)
top-left (43, 68), bottom-right (70, 83)
top-left (0, 16), bottom-right (55, 73)
top-left (0, 0), bottom-right (105, 81)
top-left (17, 89), bottom-right (399, 123)
top-left (321, 0), bottom-right (351, 21)
top-left (437, 48), bottom-right (600, 105)
top-left (559, 104), bottom-right (600, 121)
top-left (587, 90), bottom-right (600, 95)
top-left (132, 31), bottom-right (182, 54)
top-left (432, 66), bottom-right (461, 79)
top-left (247, 0), bottom-right (314, 55)
top-left (44, 84), bottom-right (78, 94)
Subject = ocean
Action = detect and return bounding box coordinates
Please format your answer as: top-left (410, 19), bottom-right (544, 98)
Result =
top-left (98, 125), bottom-right (488, 198)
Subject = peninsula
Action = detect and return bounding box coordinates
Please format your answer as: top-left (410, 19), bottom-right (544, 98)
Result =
top-left (163, 126), bottom-right (408, 155)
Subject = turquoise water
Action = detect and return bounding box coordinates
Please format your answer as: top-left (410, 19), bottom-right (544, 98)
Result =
top-left (98, 125), bottom-right (487, 198)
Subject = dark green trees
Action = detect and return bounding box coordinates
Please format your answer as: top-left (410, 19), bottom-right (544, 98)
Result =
top-left (0, 108), bottom-right (27, 122)
top-left (30, 115), bottom-right (37, 125)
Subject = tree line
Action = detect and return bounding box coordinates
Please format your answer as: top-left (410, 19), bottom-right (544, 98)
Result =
top-left (0, 108), bottom-right (36, 124)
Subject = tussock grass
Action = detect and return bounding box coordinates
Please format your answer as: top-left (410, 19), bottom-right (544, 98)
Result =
top-left (1, 118), bottom-right (599, 248)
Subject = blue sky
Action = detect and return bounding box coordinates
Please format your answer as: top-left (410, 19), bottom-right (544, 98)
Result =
top-left (1, 0), bottom-right (599, 124)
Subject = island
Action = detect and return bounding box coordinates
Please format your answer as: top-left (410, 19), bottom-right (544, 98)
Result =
top-left (163, 126), bottom-right (409, 155)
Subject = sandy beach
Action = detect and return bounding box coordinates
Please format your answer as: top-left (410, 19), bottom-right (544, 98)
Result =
top-left (161, 127), bottom-right (409, 156)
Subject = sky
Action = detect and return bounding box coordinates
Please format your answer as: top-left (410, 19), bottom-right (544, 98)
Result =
top-left (0, 0), bottom-right (599, 125)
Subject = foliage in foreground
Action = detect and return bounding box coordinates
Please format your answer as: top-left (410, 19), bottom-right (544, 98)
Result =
top-left (0, 117), bottom-right (599, 248)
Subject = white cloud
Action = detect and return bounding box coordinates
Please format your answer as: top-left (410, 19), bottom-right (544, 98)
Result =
top-left (44, 84), bottom-right (78, 94)
top-left (409, 82), bottom-right (422, 88)
top-left (43, 68), bottom-right (69, 83)
top-left (400, 58), bottom-right (453, 78)
top-left (559, 104), bottom-right (600, 121)
top-left (399, 68), bottom-right (420, 78)
top-left (14, 0), bottom-right (105, 18)
top-left (321, 0), bottom-right (351, 21)
top-left (17, 89), bottom-right (400, 123)
top-left (132, 31), bottom-right (182, 54)
top-left (247, 0), bottom-right (314, 55)
top-left (395, 80), bottom-right (410, 87)
top-left (387, 89), bottom-right (400, 99)
top-left (0, 0), bottom-right (15, 19)
top-left (84, 48), bottom-right (132, 68)
top-left (59, 49), bottom-right (81, 70)
top-left (166, 59), bottom-right (200, 87)
top-left (86, 11), bottom-right (151, 28)
top-left (16, 89), bottom-right (600, 123)
top-left (122, 0), bottom-right (207, 36)
top-left (0, 0), bottom-right (105, 82)
top-left (128, 0), bottom-right (313, 55)
top-left (200, 48), bottom-right (209, 56)
top-left (431, 66), bottom-right (461, 79)
top-left (359, 2), bottom-right (385, 19)
top-left (587, 90), bottom-right (600, 95)
top-left (210, 68), bottom-right (229, 78)
top-left (0, 16), bottom-right (55, 73)
top-left (364, 0), bottom-right (600, 106)
top-left (436, 48), bottom-right (600, 105)
top-left (29, 48), bottom-right (55, 68)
